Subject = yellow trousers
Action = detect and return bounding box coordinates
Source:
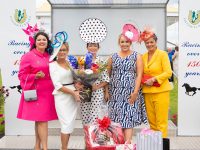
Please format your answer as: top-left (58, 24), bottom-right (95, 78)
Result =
top-left (144, 92), bottom-right (169, 138)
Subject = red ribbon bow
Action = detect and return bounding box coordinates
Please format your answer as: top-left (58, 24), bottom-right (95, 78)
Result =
top-left (97, 116), bottom-right (111, 131)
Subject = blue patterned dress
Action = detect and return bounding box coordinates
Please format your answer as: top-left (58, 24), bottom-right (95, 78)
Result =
top-left (108, 52), bottom-right (148, 128)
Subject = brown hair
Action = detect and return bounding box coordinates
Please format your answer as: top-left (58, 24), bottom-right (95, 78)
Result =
top-left (175, 46), bottom-right (179, 51)
top-left (151, 34), bottom-right (158, 42)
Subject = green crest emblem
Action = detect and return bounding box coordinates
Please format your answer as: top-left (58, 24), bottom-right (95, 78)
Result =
top-left (188, 10), bottom-right (200, 25)
top-left (14, 9), bottom-right (27, 24)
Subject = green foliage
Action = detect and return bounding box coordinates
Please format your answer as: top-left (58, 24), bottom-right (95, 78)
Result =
top-left (169, 78), bottom-right (178, 125)
top-left (0, 71), bottom-right (5, 134)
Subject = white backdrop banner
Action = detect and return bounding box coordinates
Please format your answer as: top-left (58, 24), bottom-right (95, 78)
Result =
top-left (0, 0), bottom-right (36, 135)
top-left (52, 8), bottom-right (167, 55)
top-left (178, 1), bottom-right (200, 135)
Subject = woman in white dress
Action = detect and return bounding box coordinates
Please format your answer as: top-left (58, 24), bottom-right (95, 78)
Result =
top-left (49, 42), bottom-right (80, 150)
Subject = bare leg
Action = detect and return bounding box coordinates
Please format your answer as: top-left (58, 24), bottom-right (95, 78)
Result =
top-left (34, 122), bottom-right (41, 150)
top-left (37, 121), bottom-right (48, 150)
top-left (61, 133), bottom-right (70, 150)
top-left (123, 128), bottom-right (133, 144)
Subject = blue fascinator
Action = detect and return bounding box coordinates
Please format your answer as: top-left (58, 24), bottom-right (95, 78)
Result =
top-left (50, 31), bottom-right (68, 61)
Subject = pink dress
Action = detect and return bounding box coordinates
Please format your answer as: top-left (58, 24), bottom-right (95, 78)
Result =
top-left (17, 49), bottom-right (58, 121)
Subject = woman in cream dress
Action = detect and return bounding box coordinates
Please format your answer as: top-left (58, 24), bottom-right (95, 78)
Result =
top-left (49, 42), bottom-right (80, 150)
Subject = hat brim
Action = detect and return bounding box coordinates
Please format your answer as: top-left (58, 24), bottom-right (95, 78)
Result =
top-left (49, 43), bottom-right (63, 61)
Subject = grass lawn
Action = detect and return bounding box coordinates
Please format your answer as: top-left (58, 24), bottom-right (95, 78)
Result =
top-left (169, 77), bottom-right (178, 125)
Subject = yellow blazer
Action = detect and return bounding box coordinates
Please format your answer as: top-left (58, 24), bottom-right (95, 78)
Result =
top-left (142, 49), bottom-right (172, 93)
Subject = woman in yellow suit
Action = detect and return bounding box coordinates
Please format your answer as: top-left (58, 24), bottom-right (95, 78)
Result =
top-left (140, 29), bottom-right (172, 138)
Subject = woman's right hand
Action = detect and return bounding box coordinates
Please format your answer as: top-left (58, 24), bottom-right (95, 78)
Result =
top-left (104, 90), bottom-right (110, 102)
top-left (72, 90), bottom-right (81, 102)
top-left (74, 82), bottom-right (84, 90)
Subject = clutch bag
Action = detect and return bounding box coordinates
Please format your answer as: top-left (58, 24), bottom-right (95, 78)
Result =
top-left (24, 89), bottom-right (37, 101)
top-left (142, 74), bottom-right (160, 87)
top-left (23, 75), bottom-right (37, 102)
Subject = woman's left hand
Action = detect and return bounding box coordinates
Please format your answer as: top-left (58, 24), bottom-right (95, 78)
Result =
top-left (128, 92), bottom-right (138, 105)
top-left (92, 84), bottom-right (99, 91)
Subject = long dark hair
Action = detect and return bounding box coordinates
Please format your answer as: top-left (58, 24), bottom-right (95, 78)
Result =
top-left (31, 31), bottom-right (53, 55)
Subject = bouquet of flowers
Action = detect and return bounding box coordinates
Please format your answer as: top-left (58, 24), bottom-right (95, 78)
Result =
top-left (68, 52), bottom-right (107, 102)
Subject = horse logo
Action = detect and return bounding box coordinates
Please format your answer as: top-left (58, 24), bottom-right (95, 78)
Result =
top-left (10, 85), bottom-right (22, 94)
top-left (182, 83), bottom-right (200, 96)
top-left (14, 9), bottom-right (27, 24)
top-left (188, 10), bottom-right (200, 25)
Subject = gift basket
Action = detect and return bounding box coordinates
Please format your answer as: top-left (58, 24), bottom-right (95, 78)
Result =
top-left (84, 116), bottom-right (125, 150)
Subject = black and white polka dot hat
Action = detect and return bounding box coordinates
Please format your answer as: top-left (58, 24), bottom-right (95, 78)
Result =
top-left (79, 18), bottom-right (107, 43)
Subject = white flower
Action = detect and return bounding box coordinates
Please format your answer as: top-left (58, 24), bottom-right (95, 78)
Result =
top-left (84, 69), bottom-right (93, 75)
top-left (125, 31), bottom-right (134, 39)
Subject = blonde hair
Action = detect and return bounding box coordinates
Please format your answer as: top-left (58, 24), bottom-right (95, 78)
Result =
top-left (118, 34), bottom-right (132, 45)
top-left (63, 42), bottom-right (69, 51)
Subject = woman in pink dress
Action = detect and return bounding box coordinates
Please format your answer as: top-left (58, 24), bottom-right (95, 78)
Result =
top-left (17, 31), bottom-right (58, 150)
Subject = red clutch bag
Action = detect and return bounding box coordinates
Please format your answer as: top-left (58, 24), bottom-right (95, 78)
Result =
top-left (141, 74), bottom-right (160, 87)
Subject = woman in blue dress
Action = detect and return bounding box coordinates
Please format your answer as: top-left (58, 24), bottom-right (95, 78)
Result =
top-left (107, 33), bottom-right (148, 143)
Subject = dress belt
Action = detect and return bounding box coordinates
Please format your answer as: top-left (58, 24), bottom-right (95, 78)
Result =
top-left (63, 83), bottom-right (74, 86)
